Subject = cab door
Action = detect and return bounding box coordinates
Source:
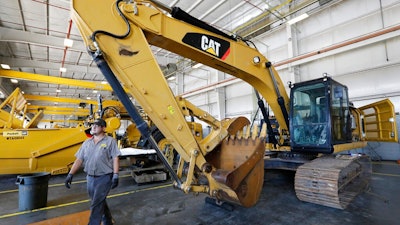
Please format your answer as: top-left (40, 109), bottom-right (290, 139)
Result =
top-left (359, 99), bottom-right (398, 142)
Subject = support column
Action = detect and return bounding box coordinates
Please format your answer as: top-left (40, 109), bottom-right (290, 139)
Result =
top-left (215, 71), bottom-right (226, 120)
top-left (286, 23), bottom-right (301, 83)
top-left (176, 72), bottom-right (184, 95)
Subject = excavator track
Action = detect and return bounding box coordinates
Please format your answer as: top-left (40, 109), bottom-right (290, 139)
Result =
top-left (294, 155), bottom-right (372, 209)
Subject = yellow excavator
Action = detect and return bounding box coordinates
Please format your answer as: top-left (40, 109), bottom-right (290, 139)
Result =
top-left (0, 77), bottom-right (132, 175)
top-left (0, 69), bottom-right (178, 176)
top-left (0, 88), bottom-right (90, 175)
top-left (71, 0), bottom-right (398, 209)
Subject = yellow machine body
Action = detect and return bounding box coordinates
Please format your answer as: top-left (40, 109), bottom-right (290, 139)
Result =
top-left (72, 0), bottom-right (270, 207)
top-left (0, 88), bottom-right (44, 129)
top-left (70, 0), bottom-right (398, 208)
top-left (0, 87), bottom-right (91, 175)
top-left (0, 125), bottom-right (89, 175)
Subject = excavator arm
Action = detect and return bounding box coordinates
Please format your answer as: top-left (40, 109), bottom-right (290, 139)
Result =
top-left (71, 0), bottom-right (290, 134)
top-left (71, 0), bottom-right (289, 207)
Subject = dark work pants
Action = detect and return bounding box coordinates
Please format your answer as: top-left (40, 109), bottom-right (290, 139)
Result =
top-left (87, 174), bottom-right (113, 225)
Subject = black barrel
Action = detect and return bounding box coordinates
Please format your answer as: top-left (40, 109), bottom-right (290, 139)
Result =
top-left (15, 172), bottom-right (50, 211)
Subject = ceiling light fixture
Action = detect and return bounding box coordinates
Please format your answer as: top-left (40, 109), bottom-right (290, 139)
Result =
top-left (10, 79), bottom-right (19, 84)
top-left (287, 13), bottom-right (309, 25)
top-left (56, 89), bottom-right (61, 93)
top-left (60, 67), bottom-right (67, 73)
top-left (1, 64), bottom-right (11, 69)
top-left (64, 38), bottom-right (74, 48)
top-left (192, 63), bottom-right (203, 69)
top-left (167, 76), bottom-right (176, 81)
top-left (93, 90), bottom-right (98, 93)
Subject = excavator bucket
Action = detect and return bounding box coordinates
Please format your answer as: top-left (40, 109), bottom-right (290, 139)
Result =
top-left (205, 128), bottom-right (265, 207)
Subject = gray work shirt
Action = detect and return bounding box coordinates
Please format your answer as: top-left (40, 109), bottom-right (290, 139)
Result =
top-left (75, 135), bottom-right (121, 176)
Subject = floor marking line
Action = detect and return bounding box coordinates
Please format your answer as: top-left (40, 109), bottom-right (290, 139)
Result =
top-left (372, 161), bottom-right (400, 166)
top-left (372, 172), bottom-right (400, 177)
top-left (107, 184), bottom-right (172, 199)
top-left (0, 199), bottom-right (90, 219)
top-left (0, 174), bottom-right (132, 195)
top-left (0, 183), bottom-right (171, 219)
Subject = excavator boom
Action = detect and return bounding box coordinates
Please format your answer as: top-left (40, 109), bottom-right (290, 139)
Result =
top-left (71, 0), bottom-right (279, 207)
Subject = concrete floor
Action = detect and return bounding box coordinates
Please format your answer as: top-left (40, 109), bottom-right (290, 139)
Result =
top-left (0, 161), bottom-right (399, 225)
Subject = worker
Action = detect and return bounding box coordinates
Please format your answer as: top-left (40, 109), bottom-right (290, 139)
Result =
top-left (65, 118), bottom-right (121, 225)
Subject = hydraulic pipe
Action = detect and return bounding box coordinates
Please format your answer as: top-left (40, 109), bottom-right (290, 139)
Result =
top-left (266, 62), bottom-right (289, 128)
top-left (98, 94), bottom-right (103, 117)
top-left (90, 52), bottom-right (182, 187)
top-left (254, 90), bottom-right (278, 146)
top-left (89, 104), bottom-right (94, 117)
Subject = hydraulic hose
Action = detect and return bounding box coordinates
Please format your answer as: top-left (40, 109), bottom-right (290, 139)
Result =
top-left (90, 52), bottom-right (182, 187)
top-left (266, 62), bottom-right (289, 128)
top-left (254, 90), bottom-right (278, 146)
top-left (87, 0), bottom-right (181, 186)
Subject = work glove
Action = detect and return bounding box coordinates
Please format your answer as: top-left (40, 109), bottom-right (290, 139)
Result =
top-left (65, 173), bottom-right (73, 189)
top-left (111, 173), bottom-right (119, 189)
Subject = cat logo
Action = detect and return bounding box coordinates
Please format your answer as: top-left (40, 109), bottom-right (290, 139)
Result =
top-left (201, 35), bottom-right (221, 56)
top-left (182, 33), bottom-right (230, 60)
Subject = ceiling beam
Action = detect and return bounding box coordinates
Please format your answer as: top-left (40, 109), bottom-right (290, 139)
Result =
top-left (0, 57), bottom-right (100, 74)
top-left (40, 119), bottom-right (83, 123)
top-left (233, 0), bottom-right (320, 39)
top-left (24, 95), bottom-right (127, 114)
top-left (0, 69), bottom-right (113, 91)
top-left (0, 27), bottom-right (86, 51)
top-left (27, 109), bottom-right (89, 116)
top-left (27, 105), bottom-right (90, 114)
top-left (24, 95), bottom-right (98, 104)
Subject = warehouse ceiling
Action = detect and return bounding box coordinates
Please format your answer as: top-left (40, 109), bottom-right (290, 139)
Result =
top-left (0, 0), bottom-right (330, 123)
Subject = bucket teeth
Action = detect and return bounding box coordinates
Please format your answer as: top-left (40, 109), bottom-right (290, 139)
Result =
top-left (237, 129), bottom-right (243, 140)
top-left (260, 123), bottom-right (267, 139)
top-left (229, 126), bottom-right (250, 141)
top-left (251, 125), bottom-right (259, 140)
top-left (244, 125), bottom-right (251, 139)
top-left (227, 124), bottom-right (267, 141)
top-left (224, 119), bottom-right (267, 141)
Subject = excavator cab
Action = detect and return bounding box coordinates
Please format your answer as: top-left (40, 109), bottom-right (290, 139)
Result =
top-left (290, 77), bottom-right (352, 153)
